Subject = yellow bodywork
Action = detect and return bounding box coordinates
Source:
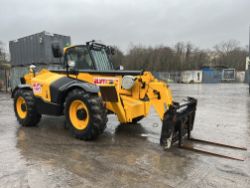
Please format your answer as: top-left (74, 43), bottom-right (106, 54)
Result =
top-left (24, 68), bottom-right (173, 123)
top-left (24, 69), bottom-right (65, 102)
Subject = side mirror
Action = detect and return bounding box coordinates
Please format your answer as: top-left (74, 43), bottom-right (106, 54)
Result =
top-left (51, 42), bottom-right (63, 58)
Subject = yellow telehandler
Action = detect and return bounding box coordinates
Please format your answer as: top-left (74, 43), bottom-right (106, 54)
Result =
top-left (12, 40), bottom-right (198, 149)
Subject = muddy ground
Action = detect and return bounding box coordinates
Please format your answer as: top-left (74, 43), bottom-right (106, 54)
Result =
top-left (0, 84), bottom-right (249, 188)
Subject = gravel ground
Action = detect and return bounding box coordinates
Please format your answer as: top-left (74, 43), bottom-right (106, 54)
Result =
top-left (0, 83), bottom-right (249, 188)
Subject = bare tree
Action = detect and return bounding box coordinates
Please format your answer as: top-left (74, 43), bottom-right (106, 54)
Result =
top-left (0, 41), bottom-right (7, 63)
top-left (214, 40), bottom-right (247, 70)
top-left (110, 40), bottom-right (247, 71)
top-left (110, 46), bottom-right (124, 69)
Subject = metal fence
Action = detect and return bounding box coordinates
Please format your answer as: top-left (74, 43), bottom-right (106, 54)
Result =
top-left (0, 66), bottom-right (10, 92)
top-left (154, 69), bottom-right (243, 83)
top-left (153, 72), bottom-right (181, 82)
top-left (10, 64), bottom-right (62, 90)
top-left (222, 68), bottom-right (235, 81)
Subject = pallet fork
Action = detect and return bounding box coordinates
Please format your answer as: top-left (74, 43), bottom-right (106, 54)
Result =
top-left (160, 97), bottom-right (247, 161)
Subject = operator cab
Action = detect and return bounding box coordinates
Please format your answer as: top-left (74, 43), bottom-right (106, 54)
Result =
top-left (64, 41), bottom-right (115, 71)
top-left (51, 40), bottom-right (143, 75)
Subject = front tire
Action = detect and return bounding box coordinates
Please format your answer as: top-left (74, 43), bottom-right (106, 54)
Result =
top-left (132, 116), bottom-right (144, 124)
top-left (64, 89), bottom-right (107, 140)
top-left (14, 89), bottom-right (41, 126)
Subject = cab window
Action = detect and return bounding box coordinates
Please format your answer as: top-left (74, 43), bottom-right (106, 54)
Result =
top-left (66, 46), bottom-right (94, 70)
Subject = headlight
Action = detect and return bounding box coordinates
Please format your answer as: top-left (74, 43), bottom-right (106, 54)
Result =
top-left (122, 75), bottom-right (136, 90)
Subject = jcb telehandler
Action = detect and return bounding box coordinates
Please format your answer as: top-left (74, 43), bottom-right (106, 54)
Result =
top-left (12, 40), bottom-right (197, 149)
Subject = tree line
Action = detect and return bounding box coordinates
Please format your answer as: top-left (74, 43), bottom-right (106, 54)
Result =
top-left (0, 41), bottom-right (7, 64)
top-left (0, 39), bottom-right (249, 71)
top-left (111, 40), bottom-right (249, 71)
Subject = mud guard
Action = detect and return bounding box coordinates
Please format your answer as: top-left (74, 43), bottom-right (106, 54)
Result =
top-left (160, 97), bottom-right (197, 149)
top-left (11, 84), bottom-right (32, 98)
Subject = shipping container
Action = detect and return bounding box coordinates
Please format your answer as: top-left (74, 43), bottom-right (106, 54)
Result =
top-left (180, 70), bottom-right (202, 83)
top-left (9, 31), bottom-right (71, 66)
top-left (202, 68), bottom-right (222, 83)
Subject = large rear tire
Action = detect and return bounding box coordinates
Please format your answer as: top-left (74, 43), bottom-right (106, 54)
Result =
top-left (13, 89), bottom-right (41, 126)
top-left (64, 89), bottom-right (107, 140)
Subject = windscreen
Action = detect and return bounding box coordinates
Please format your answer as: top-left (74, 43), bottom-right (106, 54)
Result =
top-left (91, 49), bottom-right (113, 71)
top-left (66, 46), bottom-right (94, 70)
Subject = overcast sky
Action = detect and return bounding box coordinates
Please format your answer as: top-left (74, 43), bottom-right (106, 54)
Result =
top-left (0, 0), bottom-right (249, 52)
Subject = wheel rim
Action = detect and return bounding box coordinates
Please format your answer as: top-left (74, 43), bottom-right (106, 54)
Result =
top-left (69, 100), bottom-right (89, 130)
top-left (16, 96), bottom-right (27, 119)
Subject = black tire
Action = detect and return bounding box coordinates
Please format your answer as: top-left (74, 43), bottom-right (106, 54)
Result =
top-left (64, 89), bottom-right (108, 140)
top-left (132, 116), bottom-right (144, 124)
top-left (14, 89), bottom-right (41, 126)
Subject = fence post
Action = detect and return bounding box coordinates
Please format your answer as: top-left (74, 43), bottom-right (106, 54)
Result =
top-left (4, 68), bottom-right (7, 92)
